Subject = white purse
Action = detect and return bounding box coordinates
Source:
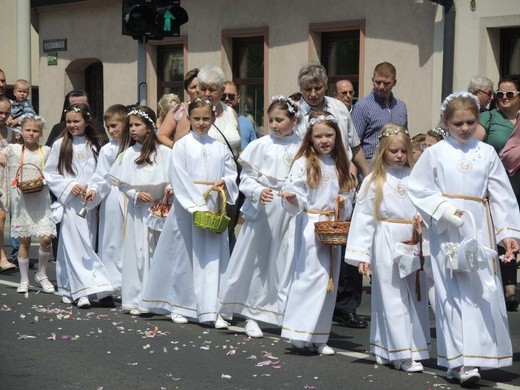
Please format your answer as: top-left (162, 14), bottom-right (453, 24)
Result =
top-left (440, 210), bottom-right (496, 276)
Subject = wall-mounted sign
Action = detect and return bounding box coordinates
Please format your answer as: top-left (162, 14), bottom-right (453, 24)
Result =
top-left (47, 52), bottom-right (58, 66)
top-left (43, 39), bottom-right (67, 52)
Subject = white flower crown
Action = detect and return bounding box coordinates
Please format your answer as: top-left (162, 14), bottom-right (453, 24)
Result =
top-left (440, 91), bottom-right (480, 116)
top-left (20, 113), bottom-right (45, 125)
top-left (271, 95), bottom-right (299, 114)
top-left (308, 114), bottom-right (337, 127)
top-left (430, 127), bottom-right (447, 139)
top-left (128, 109), bottom-right (157, 132)
top-left (378, 128), bottom-right (410, 140)
top-left (191, 98), bottom-right (216, 113)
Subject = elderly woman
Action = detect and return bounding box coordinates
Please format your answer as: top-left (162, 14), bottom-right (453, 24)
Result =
top-left (476, 74), bottom-right (520, 312)
top-left (157, 68), bottom-right (199, 148)
top-left (197, 65), bottom-right (242, 253)
top-left (467, 75), bottom-right (494, 112)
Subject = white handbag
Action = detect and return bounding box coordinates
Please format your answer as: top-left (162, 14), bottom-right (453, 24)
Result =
top-left (441, 210), bottom-right (496, 276)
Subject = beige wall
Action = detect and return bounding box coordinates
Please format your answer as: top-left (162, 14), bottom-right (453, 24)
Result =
top-left (35, 0), bottom-right (437, 134)
top-left (0, 3), bottom-right (40, 89)
top-left (36, 0), bottom-right (136, 131)
top-left (451, 0), bottom-right (520, 90)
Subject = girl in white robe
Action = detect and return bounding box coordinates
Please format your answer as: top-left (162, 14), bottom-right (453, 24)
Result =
top-left (345, 124), bottom-right (430, 373)
top-left (109, 106), bottom-right (171, 315)
top-left (281, 111), bottom-right (355, 356)
top-left (140, 98), bottom-right (238, 328)
top-left (407, 92), bottom-right (520, 385)
top-left (86, 105), bottom-right (129, 293)
top-left (218, 96), bottom-right (301, 338)
top-left (43, 103), bottom-right (113, 308)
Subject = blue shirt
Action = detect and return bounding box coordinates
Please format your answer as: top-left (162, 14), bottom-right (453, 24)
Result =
top-left (351, 90), bottom-right (407, 161)
top-left (239, 114), bottom-right (257, 149)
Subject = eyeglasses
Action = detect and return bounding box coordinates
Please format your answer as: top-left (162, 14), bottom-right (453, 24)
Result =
top-left (337, 91), bottom-right (355, 96)
top-left (221, 93), bottom-right (236, 101)
top-left (476, 89), bottom-right (493, 97)
top-left (495, 90), bottom-right (520, 99)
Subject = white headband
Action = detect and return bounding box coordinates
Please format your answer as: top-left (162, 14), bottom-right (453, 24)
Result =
top-left (128, 109), bottom-right (157, 132)
top-left (308, 114), bottom-right (337, 127)
top-left (440, 91), bottom-right (480, 116)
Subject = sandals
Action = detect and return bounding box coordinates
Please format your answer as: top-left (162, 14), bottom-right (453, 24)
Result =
top-left (0, 262), bottom-right (17, 272)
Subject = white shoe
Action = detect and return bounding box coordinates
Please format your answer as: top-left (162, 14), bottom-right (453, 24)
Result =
top-left (61, 296), bottom-right (73, 304)
top-left (17, 282), bottom-right (29, 293)
top-left (314, 343), bottom-right (335, 355)
top-left (245, 319), bottom-right (263, 338)
top-left (171, 314), bottom-right (188, 324)
top-left (375, 355), bottom-right (391, 365)
top-left (77, 296), bottom-right (90, 308)
top-left (214, 314), bottom-right (229, 329)
top-left (447, 367), bottom-right (480, 385)
top-left (290, 339), bottom-right (307, 349)
top-left (35, 274), bottom-right (55, 293)
top-left (129, 308), bottom-right (140, 316)
top-left (394, 359), bottom-right (423, 372)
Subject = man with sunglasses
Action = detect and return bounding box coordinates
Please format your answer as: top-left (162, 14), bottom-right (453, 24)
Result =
top-left (222, 81), bottom-right (256, 149)
top-left (467, 75), bottom-right (494, 112)
top-left (335, 80), bottom-right (355, 112)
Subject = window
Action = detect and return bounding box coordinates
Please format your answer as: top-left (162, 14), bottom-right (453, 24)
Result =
top-left (157, 44), bottom-right (184, 101)
top-left (500, 28), bottom-right (520, 76)
top-left (321, 30), bottom-right (360, 103)
top-left (232, 36), bottom-right (264, 129)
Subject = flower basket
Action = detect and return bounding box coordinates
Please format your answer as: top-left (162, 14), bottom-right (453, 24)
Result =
top-left (14, 163), bottom-right (45, 194)
top-left (147, 195), bottom-right (171, 231)
top-left (314, 198), bottom-right (350, 246)
top-left (193, 187), bottom-right (230, 234)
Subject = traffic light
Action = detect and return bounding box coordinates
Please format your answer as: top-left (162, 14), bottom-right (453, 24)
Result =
top-left (122, 0), bottom-right (188, 42)
top-left (156, 0), bottom-right (189, 38)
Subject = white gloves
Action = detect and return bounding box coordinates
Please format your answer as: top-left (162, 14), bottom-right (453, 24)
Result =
top-left (441, 204), bottom-right (464, 227)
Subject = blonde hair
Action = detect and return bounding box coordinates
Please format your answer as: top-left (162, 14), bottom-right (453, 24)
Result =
top-left (157, 93), bottom-right (181, 122)
top-left (365, 123), bottom-right (413, 220)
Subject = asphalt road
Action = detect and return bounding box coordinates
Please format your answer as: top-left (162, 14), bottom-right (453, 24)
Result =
top-left (1, 258), bottom-right (519, 390)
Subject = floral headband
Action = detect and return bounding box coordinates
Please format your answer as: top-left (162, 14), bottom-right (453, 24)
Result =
top-left (440, 91), bottom-right (480, 116)
top-left (378, 128), bottom-right (410, 140)
top-left (65, 105), bottom-right (91, 118)
top-left (20, 113), bottom-right (45, 125)
top-left (308, 114), bottom-right (337, 127)
top-left (191, 97), bottom-right (216, 113)
top-left (430, 127), bottom-right (447, 139)
top-left (271, 95), bottom-right (299, 114)
top-left (128, 109), bottom-right (157, 132)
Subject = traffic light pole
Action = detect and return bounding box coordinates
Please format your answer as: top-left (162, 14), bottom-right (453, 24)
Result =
top-left (137, 39), bottom-right (147, 105)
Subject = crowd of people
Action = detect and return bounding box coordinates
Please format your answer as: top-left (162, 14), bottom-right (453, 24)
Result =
top-left (0, 62), bottom-right (519, 386)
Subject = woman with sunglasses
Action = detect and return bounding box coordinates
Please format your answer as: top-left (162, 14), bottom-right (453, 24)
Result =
top-left (476, 74), bottom-right (520, 312)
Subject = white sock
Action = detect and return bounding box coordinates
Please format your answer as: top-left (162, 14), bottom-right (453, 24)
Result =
top-left (18, 258), bottom-right (30, 284)
top-left (37, 249), bottom-right (51, 277)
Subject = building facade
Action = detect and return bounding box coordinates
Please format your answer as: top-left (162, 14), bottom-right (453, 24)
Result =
top-left (1, 0), bottom-right (519, 137)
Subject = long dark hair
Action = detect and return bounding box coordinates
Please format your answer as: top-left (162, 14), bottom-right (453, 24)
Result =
top-left (58, 103), bottom-right (103, 175)
top-left (124, 105), bottom-right (159, 165)
top-left (292, 110), bottom-right (353, 192)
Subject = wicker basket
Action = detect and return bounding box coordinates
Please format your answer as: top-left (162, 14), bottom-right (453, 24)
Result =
top-left (314, 198), bottom-right (350, 246)
top-left (15, 163), bottom-right (45, 194)
top-left (193, 187), bottom-right (230, 234)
